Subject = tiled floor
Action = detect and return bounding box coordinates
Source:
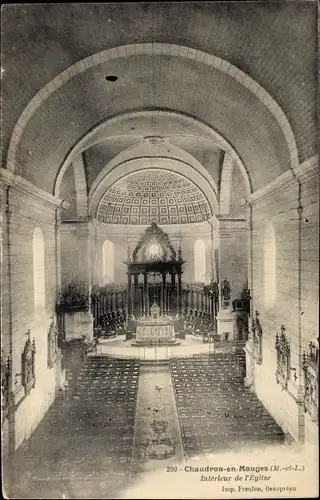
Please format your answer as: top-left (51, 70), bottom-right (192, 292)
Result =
top-left (7, 357), bottom-right (140, 499)
top-left (170, 353), bottom-right (284, 456)
top-left (6, 352), bottom-right (284, 499)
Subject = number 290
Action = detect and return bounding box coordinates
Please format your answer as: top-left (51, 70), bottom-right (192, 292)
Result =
top-left (166, 466), bottom-right (177, 472)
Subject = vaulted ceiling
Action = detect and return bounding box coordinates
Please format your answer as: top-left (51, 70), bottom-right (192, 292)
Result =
top-left (97, 169), bottom-right (212, 225)
top-left (1, 2), bottom-right (317, 198)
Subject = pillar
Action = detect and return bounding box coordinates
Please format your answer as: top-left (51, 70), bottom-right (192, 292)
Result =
top-left (177, 272), bottom-right (182, 316)
top-left (217, 216), bottom-right (248, 300)
top-left (128, 272), bottom-right (133, 318)
top-left (143, 272), bottom-right (148, 315)
top-left (60, 219), bottom-right (95, 341)
top-left (162, 273), bottom-right (166, 315)
top-left (133, 274), bottom-right (138, 317)
top-left (243, 204), bottom-right (255, 389)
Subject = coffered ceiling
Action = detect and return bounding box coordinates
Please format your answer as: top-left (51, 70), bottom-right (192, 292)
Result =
top-left (97, 169), bottom-right (212, 225)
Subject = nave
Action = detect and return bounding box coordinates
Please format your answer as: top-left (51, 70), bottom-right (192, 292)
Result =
top-left (6, 352), bottom-right (285, 499)
top-left (1, 3), bottom-right (318, 499)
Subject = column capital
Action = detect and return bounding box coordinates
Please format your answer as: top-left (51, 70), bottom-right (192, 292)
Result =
top-left (217, 216), bottom-right (248, 236)
top-left (60, 218), bottom-right (95, 235)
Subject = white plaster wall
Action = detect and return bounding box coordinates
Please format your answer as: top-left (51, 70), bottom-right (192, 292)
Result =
top-left (2, 187), bottom-right (64, 451)
top-left (250, 163), bottom-right (319, 444)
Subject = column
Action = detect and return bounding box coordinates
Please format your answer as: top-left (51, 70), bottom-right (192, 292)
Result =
top-left (144, 272), bottom-right (148, 315)
top-left (1, 183), bottom-right (15, 460)
top-left (115, 289), bottom-right (119, 311)
top-left (162, 273), bottom-right (166, 315)
top-left (211, 293), bottom-right (215, 331)
top-left (177, 271), bottom-right (182, 316)
top-left (127, 272), bottom-right (132, 318)
top-left (60, 219), bottom-right (95, 341)
top-left (247, 204), bottom-right (253, 323)
top-left (217, 216), bottom-right (248, 300)
top-left (133, 274), bottom-right (138, 317)
top-left (243, 204), bottom-right (255, 389)
top-left (54, 206), bottom-right (65, 389)
top-left (172, 272), bottom-right (176, 315)
top-left (171, 272), bottom-right (176, 288)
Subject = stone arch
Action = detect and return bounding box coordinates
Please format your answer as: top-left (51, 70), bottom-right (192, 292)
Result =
top-left (87, 138), bottom-right (219, 205)
top-left (54, 110), bottom-right (251, 198)
top-left (89, 158), bottom-right (219, 218)
top-left (219, 153), bottom-right (235, 215)
top-left (6, 43), bottom-right (298, 183)
top-left (72, 154), bottom-right (88, 217)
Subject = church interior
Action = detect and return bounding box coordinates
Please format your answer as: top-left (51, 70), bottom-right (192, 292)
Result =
top-left (1, 2), bottom-right (319, 499)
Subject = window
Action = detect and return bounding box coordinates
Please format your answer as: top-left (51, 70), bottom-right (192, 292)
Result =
top-left (194, 239), bottom-right (206, 282)
top-left (102, 240), bottom-right (114, 283)
top-left (264, 222), bottom-right (277, 307)
top-left (33, 227), bottom-right (45, 313)
top-left (147, 243), bottom-right (161, 259)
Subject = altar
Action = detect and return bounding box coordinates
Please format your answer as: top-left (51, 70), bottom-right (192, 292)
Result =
top-left (132, 302), bottom-right (176, 346)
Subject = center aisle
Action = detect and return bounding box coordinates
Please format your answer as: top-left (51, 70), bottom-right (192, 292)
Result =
top-left (129, 364), bottom-right (185, 482)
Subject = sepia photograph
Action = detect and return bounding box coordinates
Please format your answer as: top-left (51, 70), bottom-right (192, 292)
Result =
top-left (1, 1), bottom-right (319, 498)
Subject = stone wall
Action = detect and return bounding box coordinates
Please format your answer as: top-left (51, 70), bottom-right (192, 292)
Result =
top-left (93, 220), bottom-right (219, 286)
top-left (60, 220), bottom-right (94, 289)
top-left (218, 217), bottom-right (248, 299)
top-left (1, 173), bottom-right (65, 452)
top-left (59, 163), bottom-right (77, 219)
top-left (249, 157), bottom-right (319, 444)
top-left (230, 165), bottom-right (247, 217)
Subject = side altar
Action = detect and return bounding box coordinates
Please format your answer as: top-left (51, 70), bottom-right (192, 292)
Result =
top-left (133, 302), bottom-right (176, 346)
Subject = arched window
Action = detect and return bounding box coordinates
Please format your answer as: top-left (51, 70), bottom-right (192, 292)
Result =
top-left (264, 222), bottom-right (277, 307)
top-left (33, 227), bottom-right (45, 313)
top-left (102, 240), bottom-right (114, 283)
top-left (194, 239), bottom-right (206, 282)
top-left (147, 243), bottom-right (161, 260)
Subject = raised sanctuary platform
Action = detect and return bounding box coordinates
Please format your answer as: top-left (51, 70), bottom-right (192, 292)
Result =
top-left (93, 335), bottom-right (205, 360)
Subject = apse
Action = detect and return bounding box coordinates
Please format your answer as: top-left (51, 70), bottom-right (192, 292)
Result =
top-left (96, 169), bottom-right (212, 225)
